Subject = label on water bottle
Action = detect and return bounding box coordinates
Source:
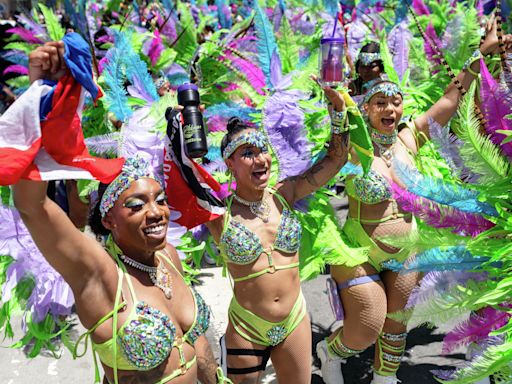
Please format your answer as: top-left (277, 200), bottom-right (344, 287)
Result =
top-left (183, 124), bottom-right (203, 144)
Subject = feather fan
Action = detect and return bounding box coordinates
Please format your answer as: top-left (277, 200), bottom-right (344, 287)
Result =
top-left (254, 2), bottom-right (278, 87)
top-left (6, 27), bottom-right (43, 44)
top-left (479, 58), bottom-right (512, 161)
top-left (225, 53), bottom-right (266, 95)
top-left (383, 246), bottom-right (489, 273)
top-left (393, 161), bottom-right (498, 217)
top-left (424, 22), bottom-right (442, 67)
top-left (428, 117), bottom-right (478, 182)
top-left (85, 133), bottom-right (121, 156)
top-left (38, 4), bottom-right (65, 41)
top-left (102, 35), bottom-right (133, 122)
top-left (145, 30), bottom-right (164, 67)
top-left (3, 65), bottom-right (29, 76)
top-left (386, 20), bottom-right (412, 81)
top-left (412, 0), bottom-right (431, 15)
top-left (406, 271), bottom-right (488, 309)
top-left (2, 50), bottom-right (29, 67)
top-left (442, 307), bottom-right (512, 354)
top-left (123, 33), bottom-right (158, 102)
top-left (204, 103), bottom-right (256, 121)
top-left (456, 83), bottom-right (511, 185)
top-left (15, 14), bottom-right (46, 38)
top-left (391, 182), bottom-right (495, 236)
top-left (445, 338), bottom-right (512, 384)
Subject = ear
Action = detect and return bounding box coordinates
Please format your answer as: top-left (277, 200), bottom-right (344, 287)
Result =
top-left (102, 213), bottom-right (115, 231)
top-left (363, 103), bottom-right (369, 114)
top-left (225, 158), bottom-right (234, 174)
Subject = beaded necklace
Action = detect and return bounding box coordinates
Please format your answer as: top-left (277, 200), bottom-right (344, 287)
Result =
top-left (120, 253), bottom-right (173, 299)
top-left (370, 127), bottom-right (397, 167)
top-left (233, 189), bottom-right (271, 223)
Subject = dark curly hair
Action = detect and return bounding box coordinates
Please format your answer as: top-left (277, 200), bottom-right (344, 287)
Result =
top-left (88, 182), bottom-right (111, 236)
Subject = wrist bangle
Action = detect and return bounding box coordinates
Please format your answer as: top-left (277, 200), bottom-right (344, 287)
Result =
top-left (463, 49), bottom-right (482, 75)
top-left (330, 109), bottom-right (347, 128)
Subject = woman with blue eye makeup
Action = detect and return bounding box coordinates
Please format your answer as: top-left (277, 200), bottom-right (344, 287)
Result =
top-left (205, 81), bottom-right (350, 384)
top-left (317, 18), bottom-right (512, 384)
top-left (12, 41), bottom-right (231, 384)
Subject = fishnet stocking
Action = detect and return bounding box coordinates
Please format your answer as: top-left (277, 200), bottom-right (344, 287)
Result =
top-left (270, 315), bottom-right (312, 384)
top-left (373, 270), bottom-right (421, 373)
top-left (330, 263), bottom-right (388, 351)
top-left (363, 218), bottom-right (414, 254)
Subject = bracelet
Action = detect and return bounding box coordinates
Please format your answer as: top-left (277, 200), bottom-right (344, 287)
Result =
top-left (330, 109), bottom-right (348, 135)
top-left (330, 109), bottom-right (347, 126)
top-left (462, 49), bottom-right (482, 76)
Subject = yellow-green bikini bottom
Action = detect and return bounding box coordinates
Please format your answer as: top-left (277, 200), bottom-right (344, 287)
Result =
top-left (228, 291), bottom-right (307, 347)
top-left (343, 217), bottom-right (416, 272)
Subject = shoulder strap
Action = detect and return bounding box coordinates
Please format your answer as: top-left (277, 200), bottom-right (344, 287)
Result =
top-left (269, 187), bottom-right (292, 211)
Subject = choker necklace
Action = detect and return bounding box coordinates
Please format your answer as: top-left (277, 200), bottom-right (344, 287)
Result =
top-left (120, 254), bottom-right (173, 299)
top-left (233, 189), bottom-right (270, 223)
top-left (370, 127), bottom-right (397, 145)
top-left (370, 127), bottom-right (397, 167)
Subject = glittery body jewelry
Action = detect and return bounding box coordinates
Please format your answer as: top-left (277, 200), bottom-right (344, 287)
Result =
top-left (119, 302), bottom-right (176, 370)
top-left (100, 157), bottom-right (160, 217)
top-left (222, 131), bottom-right (269, 160)
top-left (358, 52), bottom-right (382, 66)
top-left (362, 81), bottom-right (402, 105)
top-left (370, 126), bottom-right (398, 145)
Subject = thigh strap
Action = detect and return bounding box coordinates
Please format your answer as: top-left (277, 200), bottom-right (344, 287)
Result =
top-left (225, 348), bottom-right (271, 375)
top-left (337, 274), bottom-right (381, 290)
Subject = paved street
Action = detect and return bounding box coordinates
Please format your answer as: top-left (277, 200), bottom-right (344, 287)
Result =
top-left (0, 197), bottom-right (469, 383)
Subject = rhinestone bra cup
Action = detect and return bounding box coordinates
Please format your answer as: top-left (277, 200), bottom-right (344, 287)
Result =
top-left (221, 208), bottom-right (302, 265)
top-left (353, 169), bottom-right (392, 205)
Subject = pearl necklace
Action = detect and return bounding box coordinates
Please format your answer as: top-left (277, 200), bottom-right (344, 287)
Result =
top-left (120, 253), bottom-right (173, 299)
top-left (233, 189), bottom-right (270, 223)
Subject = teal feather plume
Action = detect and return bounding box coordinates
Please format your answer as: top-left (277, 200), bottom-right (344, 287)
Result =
top-left (393, 161), bottom-right (498, 217)
top-left (254, 3), bottom-right (278, 87)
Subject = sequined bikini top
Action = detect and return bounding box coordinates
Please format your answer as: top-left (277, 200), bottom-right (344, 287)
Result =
top-left (342, 162), bottom-right (392, 204)
top-left (76, 249), bottom-right (210, 373)
top-left (218, 189), bottom-right (302, 282)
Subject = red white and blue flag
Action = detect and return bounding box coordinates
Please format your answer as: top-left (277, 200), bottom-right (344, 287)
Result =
top-left (0, 33), bottom-right (124, 186)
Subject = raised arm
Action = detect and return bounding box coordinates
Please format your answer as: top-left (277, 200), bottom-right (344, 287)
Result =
top-left (414, 18), bottom-right (512, 137)
top-left (13, 180), bottom-right (107, 292)
top-left (11, 42), bottom-right (109, 293)
top-left (279, 85), bottom-right (349, 204)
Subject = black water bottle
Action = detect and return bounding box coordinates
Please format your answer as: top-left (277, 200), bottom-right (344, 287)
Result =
top-left (177, 83), bottom-right (208, 158)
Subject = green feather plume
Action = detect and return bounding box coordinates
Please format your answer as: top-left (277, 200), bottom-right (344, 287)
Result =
top-left (454, 83), bottom-right (510, 184)
top-left (38, 4), bottom-right (65, 41)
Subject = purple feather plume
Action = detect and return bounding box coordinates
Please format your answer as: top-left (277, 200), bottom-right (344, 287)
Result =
top-left (442, 307), bottom-right (512, 354)
top-left (387, 20), bottom-right (412, 81)
top-left (0, 206), bottom-right (74, 323)
top-left (3, 64), bottom-right (29, 76)
top-left (391, 182), bottom-right (495, 236)
top-left (428, 117), bottom-right (479, 182)
top-left (263, 88), bottom-right (312, 180)
top-left (407, 271), bottom-right (488, 308)
top-left (206, 115), bottom-right (229, 132)
top-left (412, 0), bottom-right (431, 15)
top-left (479, 58), bottom-right (512, 161)
top-left (346, 19), bottom-right (373, 62)
top-left (144, 30), bottom-right (164, 67)
top-left (424, 23), bottom-right (442, 67)
top-left (7, 27), bottom-right (44, 44)
top-left (15, 14), bottom-right (47, 38)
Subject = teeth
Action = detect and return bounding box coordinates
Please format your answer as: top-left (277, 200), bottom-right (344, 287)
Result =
top-left (144, 225), bottom-right (164, 234)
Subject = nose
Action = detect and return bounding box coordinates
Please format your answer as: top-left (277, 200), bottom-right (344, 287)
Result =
top-left (254, 151), bottom-right (266, 165)
top-left (146, 200), bottom-right (164, 219)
